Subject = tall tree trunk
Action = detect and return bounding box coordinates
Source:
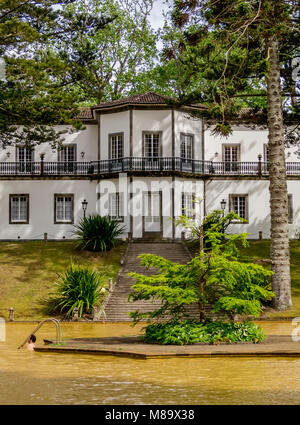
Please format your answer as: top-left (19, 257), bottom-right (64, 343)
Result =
top-left (266, 35), bottom-right (292, 309)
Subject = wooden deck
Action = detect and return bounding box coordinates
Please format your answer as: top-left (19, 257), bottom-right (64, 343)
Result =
top-left (34, 335), bottom-right (300, 359)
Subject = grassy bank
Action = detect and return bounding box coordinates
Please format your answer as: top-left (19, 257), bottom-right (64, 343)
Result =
top-left (239, 240), bottom-right (300, 319)
top-left (0, 241), bottom-right (126, 320)
top-left (187, 239), bottom-right (300, 319)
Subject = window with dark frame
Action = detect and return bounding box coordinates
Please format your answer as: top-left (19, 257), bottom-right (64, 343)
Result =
top-left (229, 194), bottom-right (248, 221)
top-left (180, 134), bottom-right (193, 160)
top-left (109, 193), bottom-right (124, 222)
top-left (9, 194), bottom-right (29, 224)
top-left (54, 194), bottom-right (74, 223)
top-left (110, 134), bottom-right (123, 159)
top-left (181, 193), bottom-right (195, 218)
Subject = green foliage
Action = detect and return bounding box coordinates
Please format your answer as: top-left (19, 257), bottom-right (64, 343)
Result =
top-left (174, 209), bottom-right (248, 254)
top-left (46, 262), bottom-right (105, 317)
top-left (128, 228), bottom-right (274, 324)
top-left (143, 320), bottom-right (266, 345)
top-left (73, 214), bottom-right (126, 252)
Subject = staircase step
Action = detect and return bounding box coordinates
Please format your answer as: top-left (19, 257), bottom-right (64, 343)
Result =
top-left (103, 242), bottom-right (199, 322)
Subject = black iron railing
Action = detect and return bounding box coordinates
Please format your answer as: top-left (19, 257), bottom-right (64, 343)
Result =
top-left (0, 158), bottom-right (299, 176)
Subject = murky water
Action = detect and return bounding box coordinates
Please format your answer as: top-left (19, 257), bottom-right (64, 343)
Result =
top-left (0, 322), bottom-right (300, 405)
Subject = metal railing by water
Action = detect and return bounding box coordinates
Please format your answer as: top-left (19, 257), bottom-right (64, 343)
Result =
top-left (1, 158), bottom-right (299, 176)
top-left (17, 318), bottom-right (61, 349)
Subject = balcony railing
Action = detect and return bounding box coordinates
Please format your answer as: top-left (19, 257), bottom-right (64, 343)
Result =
top-left (0, 158), bottom-right (299, 176)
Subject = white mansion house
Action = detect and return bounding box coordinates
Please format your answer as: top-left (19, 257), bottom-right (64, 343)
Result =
top-left (0, 92), bottom-right (299, 241)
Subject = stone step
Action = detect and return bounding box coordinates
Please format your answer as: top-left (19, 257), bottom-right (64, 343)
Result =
top-left (103, 242), bottom-right (197, 322)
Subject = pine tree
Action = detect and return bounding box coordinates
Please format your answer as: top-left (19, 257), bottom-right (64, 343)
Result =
top-left (169, 0), bottom-right (299, 309)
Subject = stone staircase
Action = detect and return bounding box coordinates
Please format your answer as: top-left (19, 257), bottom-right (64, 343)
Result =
top-left (104, 241), bottom-right (200, 322)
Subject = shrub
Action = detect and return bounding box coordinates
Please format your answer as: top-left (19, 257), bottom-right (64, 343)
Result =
top-left (143, 320), bottom-right (266, 345)
top-left (47, 263), bottom-right (105, 317)
top-left (73, 214), bottom-right (126, 252)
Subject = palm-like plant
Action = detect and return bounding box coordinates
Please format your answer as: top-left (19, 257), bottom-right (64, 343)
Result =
top-left (52, 263), bottom-right (105, 317)
top-left (73, 214), bottom-right (126, 252)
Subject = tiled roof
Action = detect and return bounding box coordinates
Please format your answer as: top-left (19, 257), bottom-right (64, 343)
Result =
top-left (78, 107), bottom-right (94, 120)
top-left (92, 92), bottom-right (207, 110)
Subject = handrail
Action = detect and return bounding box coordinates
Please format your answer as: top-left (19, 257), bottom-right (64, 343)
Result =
top-left (17, 318), bottom-right (61, 349)
top-left (0, 159), bottom-right (299, 176)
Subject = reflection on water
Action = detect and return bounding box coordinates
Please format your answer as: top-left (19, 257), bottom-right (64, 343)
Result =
top-left (0, 322), bottom-right (300, 405)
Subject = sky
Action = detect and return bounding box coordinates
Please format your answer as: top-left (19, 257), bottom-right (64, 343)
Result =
top-left (149, 0), bottom-right (169, 30)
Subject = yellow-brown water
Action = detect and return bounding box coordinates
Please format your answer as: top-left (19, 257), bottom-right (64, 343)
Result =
top-left (1, 322), bottom-right (300, 405)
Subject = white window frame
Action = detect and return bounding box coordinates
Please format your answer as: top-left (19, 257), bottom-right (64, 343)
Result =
top-left (143, 132), bottom-right (161, 158)
top-left (181, 193), bottom-right (195, 218)
top-left (109, 133), bottom-right (123, 160)
top-left (109, 193), bottom-right (124, 222)
top-left (144, 192), bottom-right (160, 223)
top-left (229, 194), bottom-right (249, 221)
top-left (54, 194), bottom-right (74, 224)
top-left (9, 194), bottom-right (29, 224)
top-left (180, 134), bottom-right (193, 160)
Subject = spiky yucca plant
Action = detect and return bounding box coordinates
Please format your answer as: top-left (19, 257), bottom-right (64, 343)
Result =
top-left (73, 214), bottom-right (126, 252)
top-left (51, 263), bottom-right (105, 317)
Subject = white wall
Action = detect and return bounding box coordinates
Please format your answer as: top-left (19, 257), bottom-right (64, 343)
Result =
top-left (205, 125), bottom-right (299, 163)
top-left (205, 125), bottom-right (268, 162)
top-left (0, 125), bottom-right (98, 163)
top-left (205, 179), bottom-right (300, 239)
top-left (0, 180), bottom-right (97, 239)
top-left (174, 111), bottom-right (202, 159)
top-left (99, 111), bottom-right (130, 159)
top-left (132, 110), bottom-right (172, 156)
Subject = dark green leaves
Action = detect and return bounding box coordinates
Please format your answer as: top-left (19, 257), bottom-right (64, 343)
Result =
top-left (72, 214), bottom-right (126, 252)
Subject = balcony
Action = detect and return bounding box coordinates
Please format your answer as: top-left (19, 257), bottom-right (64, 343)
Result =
top-left (0, 158), bottom-right (299, 177)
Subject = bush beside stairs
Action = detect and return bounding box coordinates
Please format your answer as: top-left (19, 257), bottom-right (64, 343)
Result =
top-left (103, 242), bottom-right (200, 322)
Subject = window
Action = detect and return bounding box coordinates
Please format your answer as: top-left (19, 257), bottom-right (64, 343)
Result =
top-left (264, 144), bottom-right (269, 162)
top-left (180, 134), bottom-right (193, 160)
top-left (288, 194), bottom-right (293, 224)
top-left (182, 193), bottom-right (195, 218)
top-left (54, 194), bottom-right (74, 223)
top-left (58, 145), bottom-right (77, 173)
top-left (144, 192), bottom-right (160, 223)
top-left (16, 146), bottom-right (34, 173)
top-left (229, 194), bottom-right (248, 221)
top-left (9, 194), bottom-right (29, 224)
top-left (222, 144), bottom-right (240, 172)
top-left (59, 145), bottom-right (76, 162)
top-left (109, 193), bottom-right (124, 222)
top-left (110, 133), bottom-right (123, 159)
top-left (143, 132), bottom-right (161, 158)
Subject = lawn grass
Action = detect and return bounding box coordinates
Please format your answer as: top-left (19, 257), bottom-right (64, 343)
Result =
top-left (187, 239), bottom-right (300, 319)
top-left (238, 240), bottom-right (300, 319)
top-left (0, 241), bottom-right (126, 320)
